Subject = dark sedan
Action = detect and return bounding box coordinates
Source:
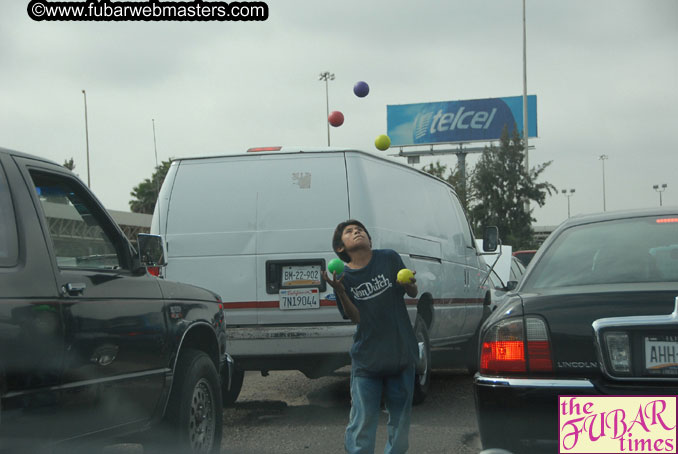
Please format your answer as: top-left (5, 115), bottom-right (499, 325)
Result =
top-left (474, 208), bottom-right (678, 453)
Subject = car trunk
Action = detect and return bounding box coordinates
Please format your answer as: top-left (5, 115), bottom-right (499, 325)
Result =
top-left (521, 284), bottom-right (677, 382)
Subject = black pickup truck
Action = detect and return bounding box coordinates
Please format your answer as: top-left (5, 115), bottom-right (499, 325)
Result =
top-left (0, 147), bottom-right (231, 453)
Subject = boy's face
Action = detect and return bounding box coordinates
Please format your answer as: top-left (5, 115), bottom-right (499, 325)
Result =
top-left (338, 223), bottom-right (370, 253)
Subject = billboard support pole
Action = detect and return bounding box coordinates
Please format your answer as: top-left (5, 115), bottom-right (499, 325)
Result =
top-left (456, 145), bottom-right (468, 208)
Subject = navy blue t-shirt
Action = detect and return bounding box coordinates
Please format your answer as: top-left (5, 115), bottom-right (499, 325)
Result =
top-left (337, 249), bottom-right (418, 377)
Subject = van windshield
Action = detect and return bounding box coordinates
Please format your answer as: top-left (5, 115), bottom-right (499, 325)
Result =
top-left (523, 216), bottom-right (678, 290)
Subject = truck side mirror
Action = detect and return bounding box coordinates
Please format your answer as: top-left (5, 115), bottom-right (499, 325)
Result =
top-left (137, 234), bottom-right (167, 267)
top-left (482, 226), bottom-right (499, 253)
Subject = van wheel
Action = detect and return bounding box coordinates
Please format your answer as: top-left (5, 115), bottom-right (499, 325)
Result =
top-left (223, 367), bottom-right (244, 406)
top-left (161, 349), bottom-right (223, 454)
top-left (466, 294), bottom-right (491, 374)
top-left (465, 330), bottom-right (480, 374)
top-left (412, 315), bottom-right (431, 405)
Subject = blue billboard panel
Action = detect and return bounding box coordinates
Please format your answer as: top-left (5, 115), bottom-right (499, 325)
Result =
top-left (387, 95), bottom-right (537, 146)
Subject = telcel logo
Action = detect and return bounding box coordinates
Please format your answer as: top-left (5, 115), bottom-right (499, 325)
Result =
top-left (414, 107), bottom-right (497, 139)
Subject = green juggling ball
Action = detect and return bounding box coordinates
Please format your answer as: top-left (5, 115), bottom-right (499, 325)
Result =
top-left (328, 258), bottom-right (345, 275)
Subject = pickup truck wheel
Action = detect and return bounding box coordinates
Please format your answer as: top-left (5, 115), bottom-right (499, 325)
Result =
top-left (412, 314), bottom-right (431, 405)
top-left (223, 367), bottom-right (244, 406)
top-left (164, 349), bottom-right (223, 454)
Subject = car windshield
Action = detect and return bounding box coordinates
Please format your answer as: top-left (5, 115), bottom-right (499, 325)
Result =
top-left (523, 215), bottom-right (678, 290)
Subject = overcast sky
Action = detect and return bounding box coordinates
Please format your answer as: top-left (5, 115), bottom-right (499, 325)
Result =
top-left (1, 0), bottom-right (676, 227)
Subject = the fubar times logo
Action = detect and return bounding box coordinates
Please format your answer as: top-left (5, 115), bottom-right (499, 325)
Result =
top-left (559, 396), bottom-right (677, 453)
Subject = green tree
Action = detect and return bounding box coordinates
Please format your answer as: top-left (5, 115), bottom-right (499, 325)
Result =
top-left (421, 161), bottom-right (448, 180)
top-left (63, 157), bottom-right (75, 170)
top-left (470, 127), bottom-right (556, 248)
top-left (421, 161), bottom-right (474, 212)
top-left (129, 160), bottom-right (172, 214)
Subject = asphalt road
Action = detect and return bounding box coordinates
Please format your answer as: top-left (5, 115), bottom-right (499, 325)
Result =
top-left (221, 367), bottom-right (481, 454)
top-left (103, 367), bottom-right (481, 454)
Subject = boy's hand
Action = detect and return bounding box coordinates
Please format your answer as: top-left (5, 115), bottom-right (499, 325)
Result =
top-left (322, 270), bottom-right (346, 296)
top-left (397, 271), bottom-right (418, 297)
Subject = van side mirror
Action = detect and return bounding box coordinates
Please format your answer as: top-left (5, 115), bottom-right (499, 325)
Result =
top-left (137, 234), bottom-right (167, 267)
top-left (482, 226), bottom-right (499, 253)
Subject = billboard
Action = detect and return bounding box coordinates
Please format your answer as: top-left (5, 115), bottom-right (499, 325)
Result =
top-left (387, 95), bottom-right (537, 146)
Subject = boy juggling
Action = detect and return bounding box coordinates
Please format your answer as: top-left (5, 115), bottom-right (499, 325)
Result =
top-left (322, 219), bottom-right (418, 454)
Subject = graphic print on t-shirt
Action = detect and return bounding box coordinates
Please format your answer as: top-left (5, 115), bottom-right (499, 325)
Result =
top-left (349, 274), bottom-right (393, 301)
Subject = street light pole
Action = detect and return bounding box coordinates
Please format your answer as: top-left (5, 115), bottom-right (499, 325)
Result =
top-left (562, 188), bottom-right (575, 218)
top-left (318, 71), bottom-right (334, 146)
top-left (599, 154), bottom-right (608, 211)
top-left (653, 183), bottom-right (667, 206)
top-left (82, 89), bottom-right (91, 188)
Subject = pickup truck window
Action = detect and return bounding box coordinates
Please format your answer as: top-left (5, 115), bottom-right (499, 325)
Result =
top-left (29, 170), bottom-right (124, 270)
top-left (0, 162), bottom-right (19, 266)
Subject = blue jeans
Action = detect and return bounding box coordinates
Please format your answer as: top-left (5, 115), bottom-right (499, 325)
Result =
top-left (345, 365), bottom-right (415, 454)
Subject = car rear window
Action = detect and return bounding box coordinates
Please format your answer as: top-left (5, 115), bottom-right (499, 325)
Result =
top-left (0, 161), bottom-right (19, 266)
top-left (524, 216), bottom-right (678, 289)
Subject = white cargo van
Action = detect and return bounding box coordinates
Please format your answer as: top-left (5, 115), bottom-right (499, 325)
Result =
top-left (151, 147), bottom-right (491, 403)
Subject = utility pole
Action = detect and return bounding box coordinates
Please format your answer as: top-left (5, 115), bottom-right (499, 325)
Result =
top-left (599, 154), bottom-right (608, 211)
top-left (522, 0), bottom-right (530, 214)
top-left (82, 89), bottom-right (91, 187)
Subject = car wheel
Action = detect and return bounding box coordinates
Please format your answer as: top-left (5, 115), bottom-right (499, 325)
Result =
top-left (162, 349), bottom-right (223, 454)
top-left (412, 314), bottom-right (431, 405)
top-left (223, 366), bottom-right (244, 406)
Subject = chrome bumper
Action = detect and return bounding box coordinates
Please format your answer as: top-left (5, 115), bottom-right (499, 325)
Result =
top-left (474, 373), bottom-right (595, 389)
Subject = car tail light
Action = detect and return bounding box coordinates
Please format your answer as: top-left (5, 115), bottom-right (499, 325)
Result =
top-left (480, 319), bottom-right (527, 373)
top-left (146, 266), bottom-right (161, 277)
top-left (480, 316), bottom-right (553, 375)
top-left (526, 318), bottom-right (553, 372)
top-left (604, 332), bottom-right (631, 373)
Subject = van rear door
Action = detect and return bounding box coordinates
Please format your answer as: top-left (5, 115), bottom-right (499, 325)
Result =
top-left (164, 152), bottom-right (350, 326)
top-left (253, 153), bottom-right (350, 325)
top-left (164, 156), bottom-right (260, 325)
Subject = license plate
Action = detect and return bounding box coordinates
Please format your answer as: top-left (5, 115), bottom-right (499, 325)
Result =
top-left (279, 288), bottom-right (320, 310)
top-left (645, 335), bottom-right (678, 375)
top-left (281, 265), bottom-right (321, 287)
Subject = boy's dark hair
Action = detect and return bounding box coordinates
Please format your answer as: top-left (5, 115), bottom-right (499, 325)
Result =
top-left (332, 219), bottom-right (372, 263)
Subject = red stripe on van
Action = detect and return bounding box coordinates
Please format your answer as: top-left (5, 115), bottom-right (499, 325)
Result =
top-left (433, 298), bottom-right (485, 305)
top-left (223, 300), bottom-right (337, 309)
top-left (221, 297), bottom-right (483, 309)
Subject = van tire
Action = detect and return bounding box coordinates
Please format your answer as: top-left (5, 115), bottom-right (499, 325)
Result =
top-left (223, 367), bottom-right (244, 406)
top-left (161, 349), bottom-right (223, 454)
top-left (466, 293), bottom-right (491, 373)
top-left (465, 330), bottom-right (480, 374)
top-left (412, 315), bottom-right (431, 405)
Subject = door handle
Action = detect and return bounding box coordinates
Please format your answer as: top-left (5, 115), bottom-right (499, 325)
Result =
top-left (61, 282), bottom-right (86, 296)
